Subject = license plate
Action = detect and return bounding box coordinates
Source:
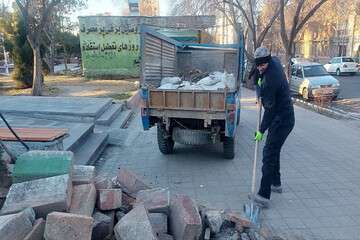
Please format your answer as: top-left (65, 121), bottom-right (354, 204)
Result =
top-left (320, 85), bottom-right (332, 88)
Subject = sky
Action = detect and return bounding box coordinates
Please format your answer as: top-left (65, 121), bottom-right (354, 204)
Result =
top-left (76, 0), bottom-right (170, 17)
top-left (4, 0), bottom-right (171, 20)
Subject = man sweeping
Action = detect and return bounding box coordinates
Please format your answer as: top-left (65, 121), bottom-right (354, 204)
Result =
top-left (252, 47), bottom-right (295, 208)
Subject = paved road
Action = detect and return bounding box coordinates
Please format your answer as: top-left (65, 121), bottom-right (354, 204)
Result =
top-left (334, 73), bottom-right (360, 99)
top-left (97, 88), bottom-right (360, 239)
top-left (332, 73), bottom-right (360, 116)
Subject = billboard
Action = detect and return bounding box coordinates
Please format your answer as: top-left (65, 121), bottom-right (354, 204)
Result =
top-left (79, 18), bottom-right (141, 79)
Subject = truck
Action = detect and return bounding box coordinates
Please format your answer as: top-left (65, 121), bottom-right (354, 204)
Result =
top-left (140, 25), bottom-right (244, 159)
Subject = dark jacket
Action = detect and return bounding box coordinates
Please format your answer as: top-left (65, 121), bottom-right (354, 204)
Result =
top-left (259, 57), bottom-right (294, 133)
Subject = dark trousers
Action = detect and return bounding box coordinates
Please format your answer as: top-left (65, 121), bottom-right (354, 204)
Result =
top-left (258, 112), bottom-right (295, 199)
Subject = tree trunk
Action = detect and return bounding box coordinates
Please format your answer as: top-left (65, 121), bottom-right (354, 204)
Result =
top-left (32, 45), bottom-right (43, 96)
top-left (48, 40), bottom-right (55, 74)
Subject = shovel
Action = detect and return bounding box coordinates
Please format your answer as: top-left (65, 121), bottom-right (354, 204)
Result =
top-left (243, 98), bottom-right (263, 226)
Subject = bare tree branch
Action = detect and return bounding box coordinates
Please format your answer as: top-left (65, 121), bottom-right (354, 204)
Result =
top-left (295, 0), bottom-right (329, 34)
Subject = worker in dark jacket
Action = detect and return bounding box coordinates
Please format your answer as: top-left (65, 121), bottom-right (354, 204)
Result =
top-left (252, 47), bottom-right (295, 208)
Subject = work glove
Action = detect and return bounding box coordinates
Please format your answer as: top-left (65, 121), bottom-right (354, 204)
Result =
top-left (254, 131), bottom-right (263, 141)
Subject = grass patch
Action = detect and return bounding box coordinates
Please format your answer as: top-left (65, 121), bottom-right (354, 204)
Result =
top-left (108, 92), bottom-right (133, 100)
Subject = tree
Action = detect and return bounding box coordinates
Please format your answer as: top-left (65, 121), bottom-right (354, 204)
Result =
top-left (14, 0), bottom-right (86, 96)
top-left (1, 4), bottom-right (34, 88)
top-left (279, 0), bottom-right (329, 78)
top-left (55, 31), bottom-right (80, 72)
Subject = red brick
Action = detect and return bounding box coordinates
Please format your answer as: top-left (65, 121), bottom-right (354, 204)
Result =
top-left (169, 195), bottom-right (202, 240)
top-left (69, 184), bottom-right (96, 217)
top-left (225, 212), bottom-right (251, 228)
top-left (97, 189), bottom-right (122, 211)
top-left (44, 212), bottom-right (93, 240)
top-left (114, 205), bottom-right (157, 240)
top-left (135, 188), bottom-right (170, 214)
top-left (116, 167), bottom-right (150, 195)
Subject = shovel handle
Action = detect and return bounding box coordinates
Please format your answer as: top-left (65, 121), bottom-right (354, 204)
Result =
top-left (251, 99), bottom-right (262, 194)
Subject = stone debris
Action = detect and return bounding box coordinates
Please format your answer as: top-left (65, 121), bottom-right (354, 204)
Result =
top-left (12, 151), bottom-right (74, 183)
top-left (225, 211), bottom-right (252, 229)
top-left (0, 208), bottom-right (35, 240)
top-left (69, 183), bottom-right (96, 217)
top-left (158, 72), bottom-right (236, 91)
top-left (92, 210), bottom-right (114, 240)
top-left (204, 228), bottom-right (211, 240)
top-left (149, 212), bottom-right (168, 235)
top-left (157, 233), bottom-right (175, 240)
top-left (169, 195), bottom-right (202, 240)
top-left (97, 188), bottom-right (122, 211)
top-left (24, 218), bottom-right (46, 240)
top-left (135, 187), bottom-right (170, 214)
top-left (114, 204), bottom-right (157, 240)
top-left (0, 174), bottom-right (72, 217)
top-left (94, 176), bottom-right (115, 190)
top-left (205, 209), bottom-right (224, 234)
top-left (72, 165), bottom-right (95, 185)
top-left (116, 167), bottom-right (150, 195)
top-left (0, 164), bottom-right (286, 240)
top-left (44, 212), bottom-right (93, 240)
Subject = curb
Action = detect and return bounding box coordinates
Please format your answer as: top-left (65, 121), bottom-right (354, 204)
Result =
top-left (291, 97), bottom-right (360, 120)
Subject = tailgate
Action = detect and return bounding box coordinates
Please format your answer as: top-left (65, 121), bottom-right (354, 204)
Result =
top-left (148, 89), bottom-right (227, 112)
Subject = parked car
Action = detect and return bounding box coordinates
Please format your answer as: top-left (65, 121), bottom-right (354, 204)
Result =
top-left (290, 57), bottom-right (311, 65)
top-left (291, 62), bottom-right (340, 99)
top-left (324, 57), bottom-right (358, 76)
top-left (352, 57), bottom-right (360, 70)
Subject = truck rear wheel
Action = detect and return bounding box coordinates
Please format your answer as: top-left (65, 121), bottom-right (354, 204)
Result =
top-left (223, 136), bottom-right (234, 159)
top-left (157, 124), bottom-right (174, 154)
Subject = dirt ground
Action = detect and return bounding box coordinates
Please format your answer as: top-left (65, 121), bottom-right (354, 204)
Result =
top-left (0, 74), bottom-right (139, 100)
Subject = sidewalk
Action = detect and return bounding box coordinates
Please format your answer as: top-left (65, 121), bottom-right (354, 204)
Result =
top-left (97, 87), bottom-right (360, 239)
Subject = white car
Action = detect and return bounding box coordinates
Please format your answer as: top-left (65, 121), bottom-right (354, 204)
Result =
top-left (324, 57), bottom-right (358, 76)
top-left (291, 62), bottom-right (340, 99)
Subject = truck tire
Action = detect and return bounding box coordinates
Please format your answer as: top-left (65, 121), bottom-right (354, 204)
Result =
top-left (223, 136), bottom-right (235, 159)
top-left (157, 125), bottom-right (174, 154)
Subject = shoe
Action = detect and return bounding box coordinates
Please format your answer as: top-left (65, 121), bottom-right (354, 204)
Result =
top-left (271, 185), bottom-right (283, 193)
top-left (248, 193), bottom-right (270, 208)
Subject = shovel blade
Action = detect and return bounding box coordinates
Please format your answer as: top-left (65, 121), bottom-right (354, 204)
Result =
top-left (243, 202), bottom-right (261, 225)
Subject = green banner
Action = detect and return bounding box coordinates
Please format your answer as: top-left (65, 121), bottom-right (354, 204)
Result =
top-left (79, 24), bottom-right (140, 79)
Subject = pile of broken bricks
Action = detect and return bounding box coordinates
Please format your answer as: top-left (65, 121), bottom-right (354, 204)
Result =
top-left (0, 151), bottom-right (278, 240)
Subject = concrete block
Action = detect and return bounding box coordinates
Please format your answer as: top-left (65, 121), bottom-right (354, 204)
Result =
top-left (158, 233), bottom-right (174, 240)
top-left (149, 213), bottom-right (168, 235)
top-left (169, 195), bottom-right (202, 240)
top-left (116, 167), bottom-right (150, 195)
top-left (44, 212), bottom-right (93, 240)
top-left (0, 208), bottom-right (35, 240)
top-left (122, 192), bottom-right (136, 207)
top-left (1, 174), bottom-right (72, 218)
top-left (92, 210), bottom-right (114, 240)
top-left (72, 165), bottom-right (95, 185)
top-left (12, 151), bottom-right (73, 183)
top-left (204, 228), bottom-right (211, 240)
top-left (97, 189), bottom-right (122, 211)
top-left (24, 218), bottom-right (46, 240)
top-left (69, 183), bottom-right (96, 217)
top-left (94, 176), bottom-right (114, 190)
top-left (116, 211), bottom-right (126, 221)
top-left (114, 205), bottom-right (157, 240)
top-left (205, 210), bottom-right (224, 234)
top-left (135, 188), bottom-right (170, 214)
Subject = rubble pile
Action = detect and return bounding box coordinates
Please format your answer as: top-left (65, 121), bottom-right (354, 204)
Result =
top-left (0, 151), bottom-right (280, 240)
top-left (158, 71), bottom-right (236, 91)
